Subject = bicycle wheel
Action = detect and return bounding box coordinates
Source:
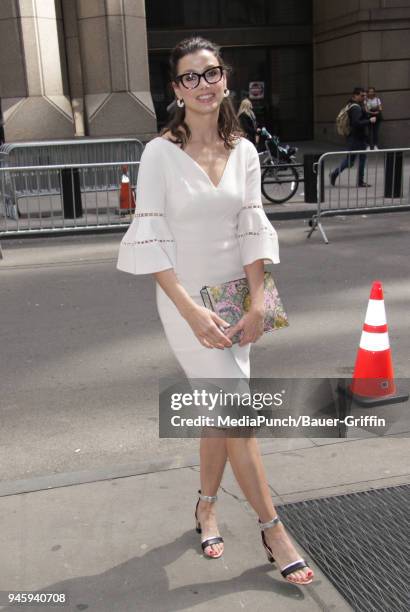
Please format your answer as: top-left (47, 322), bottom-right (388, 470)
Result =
top-left (261, 164), bottom-right (299, 204)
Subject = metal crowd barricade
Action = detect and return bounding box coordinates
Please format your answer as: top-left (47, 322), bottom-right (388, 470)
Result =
top-left (307, 147), bottom-right (410, 243)
top-left (0, 137), bottom-right (143, 165)
top-left (0, 138), bottom-right (143, 214)
top-left (0, 161), bottom-right (139, 251)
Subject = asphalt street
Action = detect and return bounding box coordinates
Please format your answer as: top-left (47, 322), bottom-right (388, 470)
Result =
top-left (1, 211), bottom-right (409, 485)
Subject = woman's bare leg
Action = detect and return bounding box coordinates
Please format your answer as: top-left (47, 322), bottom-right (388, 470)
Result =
top-left (226, 434), bottom-right (314, 582)
top-left (197, 432), bottom-right (228, 556)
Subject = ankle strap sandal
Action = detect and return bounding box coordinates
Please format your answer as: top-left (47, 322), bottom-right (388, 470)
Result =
top-left (259, 516), bottom-right (281, 530)
top-left (258, 516), bottom-right (313, 584)
top-left (194, 489), bottom-right (224, 559)
top-left (198, 490), bottom-right (218, 503)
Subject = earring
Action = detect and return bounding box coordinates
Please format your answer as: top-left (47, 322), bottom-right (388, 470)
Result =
top-left (176, 98), bottom-right (185, 108)
top-left (223, 89), bottom-right (230, 97)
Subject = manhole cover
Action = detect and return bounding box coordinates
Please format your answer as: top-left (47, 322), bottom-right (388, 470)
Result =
top-left (277, 484), bottom-right (409, 612)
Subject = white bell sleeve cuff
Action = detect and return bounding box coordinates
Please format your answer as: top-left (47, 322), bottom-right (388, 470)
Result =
top-left (117, 213), bottom-right (176, 275)
top-left (237, 205), bottom-right (280, 266)
top-left (237, 142), bottom-right (280, 266)
top-left (116, 140), bottom-right (176, 275)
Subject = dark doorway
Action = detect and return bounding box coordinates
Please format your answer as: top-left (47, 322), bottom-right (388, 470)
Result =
top-left (148, 44), bottom-right (313, 141)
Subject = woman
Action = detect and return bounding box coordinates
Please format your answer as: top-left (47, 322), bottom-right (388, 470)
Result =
top-left (365, 87), bottom-right (383, 150)
top-left (117, 36), bottom-right (314, 586)
top-left (238, 98), bottom-right (259, 146)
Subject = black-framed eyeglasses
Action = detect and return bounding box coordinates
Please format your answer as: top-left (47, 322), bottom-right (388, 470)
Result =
top-left (175, 66), bottom-right (224, 90)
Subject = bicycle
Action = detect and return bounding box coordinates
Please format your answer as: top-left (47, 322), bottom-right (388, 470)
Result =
top-left (258, 127), bottom-right (300, 204)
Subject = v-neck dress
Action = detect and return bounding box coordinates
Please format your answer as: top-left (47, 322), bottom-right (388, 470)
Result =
top-left (116, 136), bottom-right (280, 380)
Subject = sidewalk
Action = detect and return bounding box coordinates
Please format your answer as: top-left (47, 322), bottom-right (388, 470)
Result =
top-left (1, 435), bottom-right (409, 612)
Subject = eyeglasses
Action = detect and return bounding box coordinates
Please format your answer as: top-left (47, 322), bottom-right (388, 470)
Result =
top-left (175, 66), bottom-right (224, 90)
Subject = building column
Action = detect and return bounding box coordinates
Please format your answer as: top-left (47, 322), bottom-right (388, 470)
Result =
top-left (62, 0), bottom-right (85, 137)
top-left (0, 0), bottom-right (75, 141)
top-left (76, 0), bottom-right (157, 138)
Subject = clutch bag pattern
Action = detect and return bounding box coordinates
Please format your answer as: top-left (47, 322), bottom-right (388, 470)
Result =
top-left (200, 271), bottom-right (289, 344)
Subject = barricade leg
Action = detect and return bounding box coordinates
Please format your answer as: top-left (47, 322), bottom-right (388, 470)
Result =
top-left (307, 215), bottom-right (329, 244)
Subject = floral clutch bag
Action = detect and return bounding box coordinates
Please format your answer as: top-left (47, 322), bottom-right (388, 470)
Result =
top-left (200, 271), bottom-right (289, 345)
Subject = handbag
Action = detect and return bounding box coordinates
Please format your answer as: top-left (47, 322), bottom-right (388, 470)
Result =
top-left (200, 271), bottom-right (289, 345)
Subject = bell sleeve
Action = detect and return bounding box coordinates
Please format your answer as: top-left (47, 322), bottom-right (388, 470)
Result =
top-left (116, 140), bottom-right (176, 275)
top-left (237, 143), bottom-right (280, 266)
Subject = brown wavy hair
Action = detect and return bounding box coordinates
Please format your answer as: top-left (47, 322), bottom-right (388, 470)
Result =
top-left (159, 37), bottom-right (243, 150)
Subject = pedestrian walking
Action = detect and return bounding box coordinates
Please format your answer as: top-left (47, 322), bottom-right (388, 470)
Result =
top-left (117, 35), bottom-right (314, 585)
top-left (365, 87), bottom-right (383, 150)
top-left (237, 98), bottom-right (260, 146)
top-left (331, 87), bottom-right (377, 187)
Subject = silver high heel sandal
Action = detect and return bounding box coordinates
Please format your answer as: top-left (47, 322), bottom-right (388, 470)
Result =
top-left (259, 516), bottom-right (314, 584)
top-left (194, 489), bottom-right (224, 559)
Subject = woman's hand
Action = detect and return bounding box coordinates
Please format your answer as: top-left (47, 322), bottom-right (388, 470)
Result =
top-left (182, 304), bottom-right (233, 349)
top-left (225, 307), bottom-right (265, 347)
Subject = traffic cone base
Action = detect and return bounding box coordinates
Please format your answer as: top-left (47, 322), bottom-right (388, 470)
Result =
top-left (339, 378), bottom-right (409, 407)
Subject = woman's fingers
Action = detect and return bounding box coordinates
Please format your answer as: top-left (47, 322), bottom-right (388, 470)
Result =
top-left (209, 326), bottom-right (232, 348)
top-left (239, 333), bottom-right (254, 346)
top-left (239, 332), bottom-right (262, 346)
top-left (225, 313), bottom-right (264, 346)
top-left (208, 316), bottom-right (232, 347)
top-left (188, 308), bottom-right (232, 349)
top-left (196, 319), bottom-right (232, 349)
top-left (212, 313), bottom-right (231, 330)
top-left (225, 319), bottom-right (244, 339)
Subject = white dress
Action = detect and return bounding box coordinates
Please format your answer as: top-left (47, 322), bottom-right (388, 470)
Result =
top-left (116, 136), bottom-right (280, 381)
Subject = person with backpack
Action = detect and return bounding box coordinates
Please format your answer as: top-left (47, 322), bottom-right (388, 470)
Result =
top-left (330, 87), bottom-right (377, 187)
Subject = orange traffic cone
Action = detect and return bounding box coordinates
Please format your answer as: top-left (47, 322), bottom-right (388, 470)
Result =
top-left (341, 281), bottom-right (408, 407)
top-left (118, 165), bottom-right (136, 214)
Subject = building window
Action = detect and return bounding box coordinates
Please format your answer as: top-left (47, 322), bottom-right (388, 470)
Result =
top-left (146, 0), bottom-right (220, 28)
top-left (146, 0), bottom-right (311, 29)
top-left (267, 0), bottom-right (312, 25)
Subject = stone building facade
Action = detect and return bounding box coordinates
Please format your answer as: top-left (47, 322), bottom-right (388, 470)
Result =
top-left (0, 0), bottom-right (409, 146)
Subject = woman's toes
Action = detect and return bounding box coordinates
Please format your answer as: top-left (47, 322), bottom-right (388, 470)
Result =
top-left (287, 569), bottom-right (312, 583)
top-left (212, 543), bottom-right (223, 556)
top-left (298, 569), bottom-right (313, 582)
top-left (301, 568), bottom-right (313, 580)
